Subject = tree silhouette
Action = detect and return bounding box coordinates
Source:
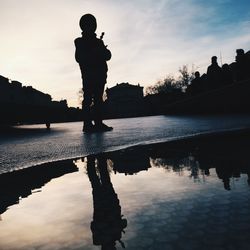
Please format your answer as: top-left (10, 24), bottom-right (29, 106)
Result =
top-left (145, 75), bottom-right (179, 95)
top-left (176, 64), bottom-right (195, 89)
top-left (145, 65), bottom-right (196, 95)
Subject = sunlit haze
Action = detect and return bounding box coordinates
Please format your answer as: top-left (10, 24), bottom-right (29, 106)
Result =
top-left (1, 0), bottom-right (250, 107)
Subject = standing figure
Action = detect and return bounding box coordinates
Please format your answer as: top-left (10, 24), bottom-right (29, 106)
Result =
top-left (221, 64), bottom-right (234, 86)
top-left (187, 71), bottom-right (202, 95)
top-left (74, 14), bottom-right (113, 132)
top-left (207, 56), bottom-right (222, 89)
top-left (235, 49), bottom-right (249, 81)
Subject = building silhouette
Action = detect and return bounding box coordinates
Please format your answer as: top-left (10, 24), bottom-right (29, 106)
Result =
top-left (0, 76), bottom-right (52, 106)
top-left (104, 82), bottom-right (145, 118)
top-left (0, 74), bottom-right (81, 126)
top-left (2, 47), bottom-right (250, 124)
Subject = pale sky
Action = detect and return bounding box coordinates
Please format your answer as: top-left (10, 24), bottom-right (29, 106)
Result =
top-left (0, 0), bottom-right (250, 107)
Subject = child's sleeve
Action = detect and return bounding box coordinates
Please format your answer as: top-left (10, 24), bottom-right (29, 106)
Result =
top-left (105, 47), bottom-right (112, 61)
top-left (74, 38), bottom-right (82, 63)
top-left (99, 40), bottom-right (112, 61)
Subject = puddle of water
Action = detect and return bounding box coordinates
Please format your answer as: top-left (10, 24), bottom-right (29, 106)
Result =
top-left (1, 136), bottom-right (250, 250)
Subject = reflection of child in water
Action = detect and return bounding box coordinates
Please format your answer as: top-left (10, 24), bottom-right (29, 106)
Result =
top-left (87, 156), bottom-right (127, 250)
top-left (74, 14), bottom-right (113, 132)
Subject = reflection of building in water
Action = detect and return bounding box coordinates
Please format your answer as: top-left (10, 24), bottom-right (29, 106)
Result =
top-left (87, 156), bottom-right (127, 250)
top-left (104, 82), bottom-right (145, 118)
top-left (109, 151), bottom-right (151, 175)
top-left (0, 160), bottom-right (78, 215)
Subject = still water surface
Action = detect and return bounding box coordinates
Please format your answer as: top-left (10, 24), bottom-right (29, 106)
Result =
top-left (1, 138), bottom-right (250, 250)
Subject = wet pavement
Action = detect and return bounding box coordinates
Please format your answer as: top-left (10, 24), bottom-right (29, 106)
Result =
top-left (1, 114), bottom-right (250, 173)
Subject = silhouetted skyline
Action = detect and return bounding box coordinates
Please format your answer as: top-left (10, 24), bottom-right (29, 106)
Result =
top-left (1, 0), bottom-right (250, 107)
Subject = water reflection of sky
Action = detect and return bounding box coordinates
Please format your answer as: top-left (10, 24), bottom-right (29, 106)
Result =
top-left (0, 153), bottom-right (250, 250)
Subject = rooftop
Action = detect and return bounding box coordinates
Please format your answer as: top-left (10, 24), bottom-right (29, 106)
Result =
top-left (107, 82), bottom-right (143, 91)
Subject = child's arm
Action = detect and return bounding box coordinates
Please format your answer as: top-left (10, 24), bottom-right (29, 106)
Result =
top-left (74, 38), bottom-right (83, 63)
top-left (99, 40), bottom-right (111, 61)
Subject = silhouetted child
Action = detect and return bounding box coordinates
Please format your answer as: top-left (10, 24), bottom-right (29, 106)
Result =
top-left (74, 14), bottom-right (113, 132)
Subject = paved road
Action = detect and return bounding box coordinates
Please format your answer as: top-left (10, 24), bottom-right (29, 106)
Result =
top-left (1, 115), bottom-right (250, 174)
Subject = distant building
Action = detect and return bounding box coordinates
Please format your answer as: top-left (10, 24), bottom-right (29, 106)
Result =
top-left (0, 74), bottom-right (79, 125)
top-left (104, 82), bottom-right (145, 118)
top-left (0, 76), bottom-right (52, 106)
top-left (23, 86), bottom-right (52, 106)
top-left (0, 75), bottom-right (11, 103)
top-left (9, 81), bottom-right (25, 104)
top-left (106, 82), bottom-right (144, 101)
top-left (0, 79), bottom-right (25, 104)
top-left (52, 99), bottom-right (68, 109)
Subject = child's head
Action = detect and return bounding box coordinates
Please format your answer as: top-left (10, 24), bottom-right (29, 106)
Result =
top-left (79, 14), bottom-right (97, 33)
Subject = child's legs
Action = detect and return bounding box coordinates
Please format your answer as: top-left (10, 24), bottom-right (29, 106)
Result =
top-left (93, 83), bottom-right (105, 126)
top-left (82, 82), bottom-right (93, 126)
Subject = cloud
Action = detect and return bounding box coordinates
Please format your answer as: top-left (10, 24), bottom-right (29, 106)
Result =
top-left (0, 0), bottom-right (249, 107)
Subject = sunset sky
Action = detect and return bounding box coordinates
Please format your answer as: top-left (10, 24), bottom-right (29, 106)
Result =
top-left (0, 0), bottom-right (250, 107)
